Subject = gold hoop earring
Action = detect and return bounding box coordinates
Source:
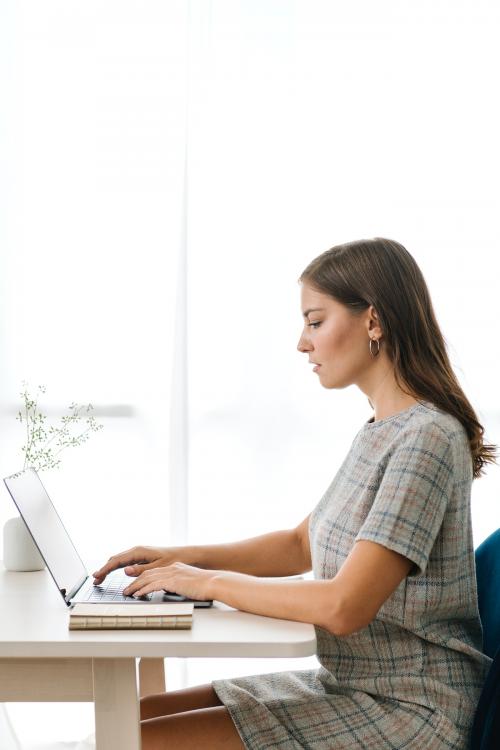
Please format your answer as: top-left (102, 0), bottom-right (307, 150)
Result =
top-left (369, 337), bottom-right (380, 357)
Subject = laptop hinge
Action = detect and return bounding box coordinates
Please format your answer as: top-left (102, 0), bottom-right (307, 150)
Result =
top-left (65, 574), bottom-right (88, 604)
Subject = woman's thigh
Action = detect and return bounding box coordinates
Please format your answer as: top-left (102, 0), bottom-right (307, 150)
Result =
top-left (141, 705), bottom-right (245, 750)
top-left (140, 682), bottom-right (223, 720)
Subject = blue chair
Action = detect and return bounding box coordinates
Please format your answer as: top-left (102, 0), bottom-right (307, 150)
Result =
top-left (469, 528), bottom-right (500, 749)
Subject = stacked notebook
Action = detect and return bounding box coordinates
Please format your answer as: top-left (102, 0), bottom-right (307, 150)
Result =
top-left (69, 602), bottom-right (194, 630)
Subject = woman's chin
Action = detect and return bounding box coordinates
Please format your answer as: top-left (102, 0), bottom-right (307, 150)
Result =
top-left (319, 372), bottom-right (350, 390)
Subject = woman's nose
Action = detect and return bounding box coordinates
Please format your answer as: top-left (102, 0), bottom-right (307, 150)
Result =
top-left (297, 335), bottom-right (311, 353)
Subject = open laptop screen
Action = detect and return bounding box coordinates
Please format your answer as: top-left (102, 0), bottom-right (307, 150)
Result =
top-left (3, 468), bottom-right (87, 600)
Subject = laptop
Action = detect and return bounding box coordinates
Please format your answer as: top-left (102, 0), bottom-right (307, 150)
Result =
top-left (3, 468), bottom-right (213, 608)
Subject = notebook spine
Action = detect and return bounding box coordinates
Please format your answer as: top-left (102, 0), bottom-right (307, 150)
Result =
top-left (69, 616), bottom-right (192, 630)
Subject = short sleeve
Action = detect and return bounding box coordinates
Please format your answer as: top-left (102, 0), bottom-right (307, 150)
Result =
top-left (355, 423), bottom-right (455, 577)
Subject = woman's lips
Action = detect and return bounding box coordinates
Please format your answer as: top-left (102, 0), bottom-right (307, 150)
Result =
top-left (313, 365), bottom-right (321, 373)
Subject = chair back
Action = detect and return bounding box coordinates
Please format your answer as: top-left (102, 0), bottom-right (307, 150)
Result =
top-left (469, 528), bottom-right (500, 749)
top-left (475, 528), bottom-right (500, 658)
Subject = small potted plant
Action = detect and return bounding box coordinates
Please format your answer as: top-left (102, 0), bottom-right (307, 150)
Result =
top-left (3, 382), bottom-right (103, 571)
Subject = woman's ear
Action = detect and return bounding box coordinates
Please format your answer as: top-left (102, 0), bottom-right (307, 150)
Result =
top-left (367, 305), bottom-right (383, 339)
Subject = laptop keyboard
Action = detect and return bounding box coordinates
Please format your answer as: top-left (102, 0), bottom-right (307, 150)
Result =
top-left (84, 576), bottom-right (152, 602)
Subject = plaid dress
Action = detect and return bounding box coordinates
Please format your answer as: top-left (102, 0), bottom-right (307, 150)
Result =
top-left (212, 400), bottom-right (492, 749)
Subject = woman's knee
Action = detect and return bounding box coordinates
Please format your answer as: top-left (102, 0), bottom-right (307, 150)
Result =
top-left (140, 683), bottom-right (223, 720)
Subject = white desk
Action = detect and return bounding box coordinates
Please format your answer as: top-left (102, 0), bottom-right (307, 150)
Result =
top-left (0, 563), bottom-right (317, 749)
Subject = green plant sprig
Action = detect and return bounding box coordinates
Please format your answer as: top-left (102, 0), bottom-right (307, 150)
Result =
top-left (16, 381), bottom-right (104, 472)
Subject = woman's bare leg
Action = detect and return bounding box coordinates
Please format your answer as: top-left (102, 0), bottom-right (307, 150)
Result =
top-left (140, 683), bottom-right (223, 720)
top-left (141, 706), bottom-right (245, 750)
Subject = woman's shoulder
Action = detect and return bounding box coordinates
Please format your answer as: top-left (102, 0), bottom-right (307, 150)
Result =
top-left (354, 400), bottom-right (470, 471)
top-left (407, 400), bottom-right (463, 435)
top-left (401, 401), bottom-right (469, 453)
top-left (384, 402), bottom-right (472, 482)
top-left (360, 400), bottom-right (466, 443)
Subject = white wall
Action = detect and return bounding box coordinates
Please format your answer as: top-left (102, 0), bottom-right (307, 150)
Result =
top-left (1, 1), bottom-right (499, 746)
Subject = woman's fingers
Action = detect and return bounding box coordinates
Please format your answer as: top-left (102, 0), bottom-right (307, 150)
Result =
top-left (121, 562), bottom-right (211, 600)
top-left (123, 561), bottom-right (160, 577)
top-left (123, 569), bottom-right (168, 596)
top-left (92, 548), bottom-right (150, 583)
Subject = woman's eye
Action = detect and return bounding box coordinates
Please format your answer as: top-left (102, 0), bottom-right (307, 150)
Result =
top-left (308, 321), bottom-right (321, 329)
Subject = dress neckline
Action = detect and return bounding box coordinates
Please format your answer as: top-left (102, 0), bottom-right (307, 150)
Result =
top-left (362, 400), bottom-right (434, 429)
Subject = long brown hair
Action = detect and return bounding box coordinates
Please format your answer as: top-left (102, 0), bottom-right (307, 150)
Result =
top-left (299, 237), bottom-right (497, 479)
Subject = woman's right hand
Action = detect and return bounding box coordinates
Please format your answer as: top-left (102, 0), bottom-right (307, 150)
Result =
top-left (92, 546), bottom-right (181, 585)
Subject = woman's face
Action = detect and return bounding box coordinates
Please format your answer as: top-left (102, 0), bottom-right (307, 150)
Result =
top-left (297, 282), bottom-right (380, 390)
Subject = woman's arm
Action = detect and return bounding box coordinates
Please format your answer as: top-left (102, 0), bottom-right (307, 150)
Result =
top-left (194, 526), bottom-right (311, 577)
top-left (211, 540), bottom-right (413, 636)
top-left (94, 526), bottom-right (310, 585)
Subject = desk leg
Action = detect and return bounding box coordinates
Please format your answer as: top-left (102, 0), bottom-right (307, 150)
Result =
top-left (139, 657), bottom-right (166, 698)
top-left (93, 658), bottom-right (141, 750)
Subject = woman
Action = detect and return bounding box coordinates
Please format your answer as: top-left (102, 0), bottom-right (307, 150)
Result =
top-left (94, 237), bottom-right (496, 749)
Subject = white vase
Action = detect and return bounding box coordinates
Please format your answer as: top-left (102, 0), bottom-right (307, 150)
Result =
top-left (3, 516), bottom-right (45, 571)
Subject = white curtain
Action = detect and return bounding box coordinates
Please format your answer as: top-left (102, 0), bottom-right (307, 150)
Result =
top-left (1, 0), bottom-right (499, 746)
